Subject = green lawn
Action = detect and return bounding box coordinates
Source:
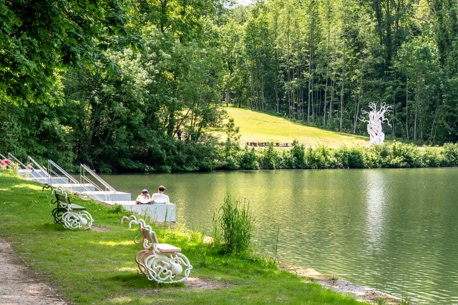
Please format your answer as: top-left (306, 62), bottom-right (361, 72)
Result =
top-left (0, 170), bottom-right (368, 305)
top-left (223, 107), bottom-right (370, 148)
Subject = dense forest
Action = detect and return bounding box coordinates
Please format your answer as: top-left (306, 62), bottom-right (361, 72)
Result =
top-left (1, 0), bottom-right (458, 172)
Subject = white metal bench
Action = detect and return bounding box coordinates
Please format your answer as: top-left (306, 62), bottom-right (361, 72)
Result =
top-left (121, 215), bottom-right (192, 283)
top-left (51, 188), bottom-right (93, 230)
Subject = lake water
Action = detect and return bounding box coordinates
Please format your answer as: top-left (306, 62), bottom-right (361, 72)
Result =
top-left (100, 168), bottom-right (458, 304)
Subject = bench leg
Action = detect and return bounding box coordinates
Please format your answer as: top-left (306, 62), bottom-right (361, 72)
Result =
top-left (135, 249), bottom-right (152, 275)
top-left (52, 207), bottom-right (66, 224)
top-left (62, 211), bottom-right (94, 230)
top-left (143, 252), bottom-right (192, 284)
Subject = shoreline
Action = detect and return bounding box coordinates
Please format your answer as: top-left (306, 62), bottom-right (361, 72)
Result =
top-left (279, 262), bottom-right (405, 304)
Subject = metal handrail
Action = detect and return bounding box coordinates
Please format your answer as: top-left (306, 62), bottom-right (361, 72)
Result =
top-left (47, 159), bottom-right (101, 198)
top-left (80, 164), bottom-right (116, 192)
top-left (8, 153), bottom-right (27, 169)
top-left (79, 175), bottom-right (106, 202)
top-left (26, 156), bottom-right (50, 181)
top-left (0, 153), bottom-right (13, 169)
top-left (48, 159), bottom-right (79, 184)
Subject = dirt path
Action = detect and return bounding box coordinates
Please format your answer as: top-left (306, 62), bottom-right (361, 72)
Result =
top-left (0, 238), bottom-right (66, 305)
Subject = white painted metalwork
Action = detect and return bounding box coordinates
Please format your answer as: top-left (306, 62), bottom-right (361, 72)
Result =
top-left (361, 102), bottom-right (392, 144)
top-left (144, 251), bottom-right (192, 283)
top-left (52, 188), bottom-right (94, 230)
top-left (121, 215), bottom-right (192, 284)
top-left (62, 210), bottom-right (94, 230)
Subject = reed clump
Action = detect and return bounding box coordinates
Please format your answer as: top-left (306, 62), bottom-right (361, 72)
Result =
top-left (212, 193), bottom-right (254, 254)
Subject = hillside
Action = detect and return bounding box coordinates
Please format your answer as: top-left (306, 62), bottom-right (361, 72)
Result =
top-left (224, 107), bottom-right (370, 148)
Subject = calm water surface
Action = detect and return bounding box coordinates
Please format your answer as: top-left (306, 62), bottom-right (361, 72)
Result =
top-left (100, 168), bottom-right (458, 304)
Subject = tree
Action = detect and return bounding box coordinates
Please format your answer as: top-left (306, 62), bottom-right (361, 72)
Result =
top-left (0, 0), bottom-right (138, 105)
top-left (392, 37), bottom-right (441, 142)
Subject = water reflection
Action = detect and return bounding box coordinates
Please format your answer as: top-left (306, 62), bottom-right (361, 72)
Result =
top-left (364, 170), bottom-right (387, 252)
top-left (101, 168), bottom-right (458, 305)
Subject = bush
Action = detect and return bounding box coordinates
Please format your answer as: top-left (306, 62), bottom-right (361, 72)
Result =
top-left (290, 140), bottom-right (306, 168)
top-left (260, 143), bottom-right (280, 169)
top-left (421, 147), bottom-right (444, 167)
top-left (212, 193), bottom-right (255, 254)
top-left (334, 146), bottom-right (366, 169)
top-left (442, 143), bottom-right (458, 166)
top-left (239, 147), bottom-right (260, 170)
top-left (305, 145), bottom-right (337, 169)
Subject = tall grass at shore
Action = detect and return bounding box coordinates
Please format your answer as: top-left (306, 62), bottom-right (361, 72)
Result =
top-left (212, 193), bottom-right (254, 254)
top-left (0, 170), bottom-right (368, 305)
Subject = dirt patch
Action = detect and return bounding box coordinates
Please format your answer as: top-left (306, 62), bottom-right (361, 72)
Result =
top-left (280, 262), bottom-right (404, 305)
top-left (90, 225), bottom-right (112, 232)
top-left (0, 238), bottom-right (66, 305)
top-left (184, 277), bottom-right (230, 290)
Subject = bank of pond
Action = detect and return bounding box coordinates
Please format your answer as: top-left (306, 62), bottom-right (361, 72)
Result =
top-left (0, 171), bottom-right (374, 305)
top-left (100, 167), bottom-right (458, 304)
top-left (107, 141), bottom-right (458, 173)
top-left (219, 141), bottom-right (458, 171)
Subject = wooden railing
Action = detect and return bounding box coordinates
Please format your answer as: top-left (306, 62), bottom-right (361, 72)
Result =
top-left (244, 142), bottom-right (291, 147)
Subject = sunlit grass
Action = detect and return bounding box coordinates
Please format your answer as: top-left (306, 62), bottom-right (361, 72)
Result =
top-left (222, 106), bottom-right (370, 147)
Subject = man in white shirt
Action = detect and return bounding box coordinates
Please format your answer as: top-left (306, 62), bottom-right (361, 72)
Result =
top-left (150, 185), bottom-right (170, 204)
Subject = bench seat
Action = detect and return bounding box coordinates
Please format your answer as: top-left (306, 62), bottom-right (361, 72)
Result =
top-left (156, 243), bottom-right (181, 253)
top-left (69, 204), bottom-right (86, 210)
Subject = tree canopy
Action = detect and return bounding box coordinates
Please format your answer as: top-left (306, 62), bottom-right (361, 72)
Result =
top-left (2, 0), bottom-right (458, 173)
top-left (0, 0), bottom-right (138, 105)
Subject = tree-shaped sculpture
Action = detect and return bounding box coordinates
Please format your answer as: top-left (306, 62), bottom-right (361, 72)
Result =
top-left (361, 103), bottom-right (392, 144)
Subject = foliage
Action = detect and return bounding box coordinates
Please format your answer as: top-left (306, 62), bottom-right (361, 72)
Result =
top-left (239, 146), bottom-right (260, 170)
top-left (442, 143), bottom-right (458, 167)
top-left (212, 193), bottom-right (255, 254)
top-left (4, 0), bottom-right (458, 171)
top-left (334, 146), bottom-right (366, 169)
top-left (0, 0), bottom-right (138, 105)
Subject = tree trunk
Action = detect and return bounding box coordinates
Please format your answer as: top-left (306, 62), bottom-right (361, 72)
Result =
top-left (339, 39), bottom-right (346, 132)
top-left (353, 58), bottom-right (363, 133)
top-left (406, 75), bottom-right (409, 140)
top-left (323, 29), bottom-right (330, 128)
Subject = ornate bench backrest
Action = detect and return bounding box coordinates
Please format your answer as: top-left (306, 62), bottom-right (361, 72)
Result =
top-left (52, 188), bottom-right (72, 210)
top-left (121, 215), bottom-right (158, 249)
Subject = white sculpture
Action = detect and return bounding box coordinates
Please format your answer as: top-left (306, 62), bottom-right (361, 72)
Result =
top-left (362, 102), bottom-right (392, 144)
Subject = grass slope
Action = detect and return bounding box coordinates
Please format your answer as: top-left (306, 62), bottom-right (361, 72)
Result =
top-left (0, 170), bottom-right (367, 305)
top-left (224, 107), bottom-right (370, 148)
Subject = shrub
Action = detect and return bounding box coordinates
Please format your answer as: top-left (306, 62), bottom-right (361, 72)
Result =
top-left (290, 140), bottom-right (306, 168)
top-left (390, 142), bottom-right (423, 168)
top-left (421, 147), bottom-right (444, 167)
top-left (239, 147), bottom-right (260, 170)
top-left (305, 145), bottom-right (337, 169)
top-left (442, 143), bottom-right (458, 166)
top-left (260, 143), bottom-right (280, 169)
top-left (212, 193), bottom-right (255, 254)
top-left (334, 146), bottom-right (366, 169)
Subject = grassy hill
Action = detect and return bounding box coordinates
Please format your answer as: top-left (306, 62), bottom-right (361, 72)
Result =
top-left (224, 107), bottom-right (370, 148)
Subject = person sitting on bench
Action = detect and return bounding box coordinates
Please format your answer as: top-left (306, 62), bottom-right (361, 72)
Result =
top-left (135, 189), bottom-right (151, 204)
top-left (149, 185), bottom-right (170, 204)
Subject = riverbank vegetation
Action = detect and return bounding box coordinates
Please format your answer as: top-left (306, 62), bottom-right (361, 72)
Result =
top-left (0, 170), bottom-right (369, 304)
top-left (2, 0), bottom-right (458, 174)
